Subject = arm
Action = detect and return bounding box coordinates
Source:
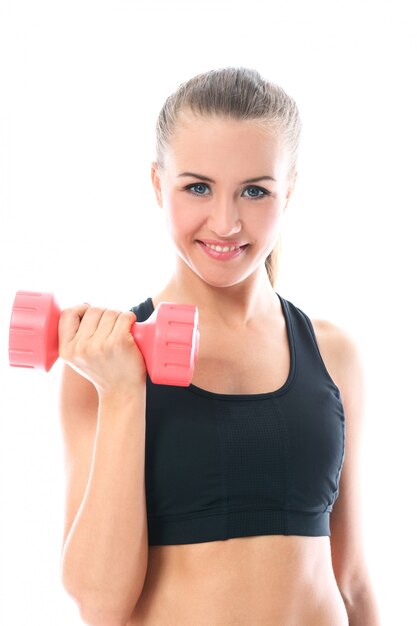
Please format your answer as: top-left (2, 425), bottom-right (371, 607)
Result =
top-left (60, 366), bottom-right (148, 626)
top-left (318, 321), bottom-right (382, 625)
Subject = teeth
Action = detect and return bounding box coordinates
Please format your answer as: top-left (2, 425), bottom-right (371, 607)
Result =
top-left (204, 243), bottom-right (240, 252)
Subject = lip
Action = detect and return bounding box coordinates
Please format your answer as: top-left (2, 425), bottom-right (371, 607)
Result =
top-left (197, 239), bottom-right (247, 247)
top-left (196, 240), bottom-right (248, 261)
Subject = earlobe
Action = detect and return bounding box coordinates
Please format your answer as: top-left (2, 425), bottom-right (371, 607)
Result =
top-left (284, 172), bottom-right (297, 208)
top-left (151, 162), bottom-right (163, 208)
top-left (287, 173), bottom-right (297, 196)
top-left (150, 161), bottom-right (159, 187)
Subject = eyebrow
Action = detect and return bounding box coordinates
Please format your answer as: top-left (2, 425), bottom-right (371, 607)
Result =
top-left (177, 172), bottom-right (276, 184)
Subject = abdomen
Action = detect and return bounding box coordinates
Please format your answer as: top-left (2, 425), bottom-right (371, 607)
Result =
top-left (127, 535), bottom-right (349, 625)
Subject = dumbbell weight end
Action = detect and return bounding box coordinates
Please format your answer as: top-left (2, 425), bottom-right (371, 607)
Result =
top-left (9, 291), bottom-right (200, 386)
top-left (9, 291), bottom-right (61, 372)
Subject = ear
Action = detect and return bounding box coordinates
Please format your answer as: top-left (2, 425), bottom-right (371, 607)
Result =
top-left (284, 171), bottom-right (297, 211)
top-left (151, 161), bottom-right (163, 208)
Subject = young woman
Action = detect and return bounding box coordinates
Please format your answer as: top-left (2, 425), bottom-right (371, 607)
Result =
top-left (59, 67), bottom-right (381, 625)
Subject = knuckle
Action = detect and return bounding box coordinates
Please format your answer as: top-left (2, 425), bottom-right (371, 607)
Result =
top-left (123, 311), bottom-right (136, 318)
top-left (102, 308), bottom-right (121, 318)
top-left (60, 307), bottom-right (74, 318)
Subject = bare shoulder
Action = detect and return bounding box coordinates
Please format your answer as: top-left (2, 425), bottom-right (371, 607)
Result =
top-left (310, 318), bottom-right (365, 402)
top-left (311, 318), bottom-right (371, 598)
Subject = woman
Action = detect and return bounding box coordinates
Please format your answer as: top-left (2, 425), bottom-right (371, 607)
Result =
top-left (59, 67), bottom-right (381, 625)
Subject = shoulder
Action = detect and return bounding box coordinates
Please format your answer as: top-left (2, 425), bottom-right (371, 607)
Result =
top-left (310, 319), bottom-right (372, 597)
top-left (310, 318), bottom-right (366, 404)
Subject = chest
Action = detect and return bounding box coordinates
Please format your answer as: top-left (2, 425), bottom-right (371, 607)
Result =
top-left (190, 318), bottom-right (335, 395)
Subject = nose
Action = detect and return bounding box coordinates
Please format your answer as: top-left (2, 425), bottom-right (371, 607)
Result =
top-left (207, 197), bottom-right (242, 238)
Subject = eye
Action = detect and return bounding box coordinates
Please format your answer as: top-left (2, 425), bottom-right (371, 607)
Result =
top-left (244, 185), bottom-right (270, 199)
top-left (184, 183), bottom-right (270, 200)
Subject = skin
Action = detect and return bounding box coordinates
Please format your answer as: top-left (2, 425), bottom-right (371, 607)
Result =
top-left (150, 108), bottom-right (297, 326)
top-left (138, 109), bottom-right (382, 625)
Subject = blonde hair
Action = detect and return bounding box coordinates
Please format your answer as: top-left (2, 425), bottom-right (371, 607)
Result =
top-left (154, 66), bottom-right (302, 288)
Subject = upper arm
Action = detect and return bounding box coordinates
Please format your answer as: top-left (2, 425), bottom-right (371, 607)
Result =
top-left (58, 363), bottom-right (99, 558)
top-left (313, 320), bottom-right (373, 600)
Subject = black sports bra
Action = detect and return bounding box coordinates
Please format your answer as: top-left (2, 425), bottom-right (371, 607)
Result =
top-left (130, 292), bottom-right (346, 546)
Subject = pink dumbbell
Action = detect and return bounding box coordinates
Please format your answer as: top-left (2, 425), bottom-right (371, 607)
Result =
top-left (9, 291), bottom-right (200, 387)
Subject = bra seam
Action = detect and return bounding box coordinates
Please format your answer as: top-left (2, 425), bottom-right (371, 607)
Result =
top-left (146, 505), bottom-right (330, 522)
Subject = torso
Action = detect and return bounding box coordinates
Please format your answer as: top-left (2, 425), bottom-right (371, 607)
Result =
top-left (127, 293), bottom-right (348, 625)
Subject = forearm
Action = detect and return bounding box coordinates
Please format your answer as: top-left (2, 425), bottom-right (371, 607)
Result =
top-left (343, 581), bottom-right (382, 626)
top-left (61, 388), bottom-right (148, 623)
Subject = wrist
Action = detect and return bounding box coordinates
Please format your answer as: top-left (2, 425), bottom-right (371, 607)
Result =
top-left (98, 384), bottom-right (146, 408)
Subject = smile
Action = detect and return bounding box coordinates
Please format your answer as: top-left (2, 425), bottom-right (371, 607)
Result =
top-left (196, 241), bottom-right (249, 260)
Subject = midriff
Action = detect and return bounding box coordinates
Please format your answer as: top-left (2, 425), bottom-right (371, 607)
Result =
top-left (127, 535), bottom-right (348, 625)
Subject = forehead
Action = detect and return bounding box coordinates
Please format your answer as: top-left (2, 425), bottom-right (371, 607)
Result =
top-left (165, 112), bottom-right (286, 172)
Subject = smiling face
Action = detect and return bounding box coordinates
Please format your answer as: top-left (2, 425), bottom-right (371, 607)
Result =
top-left (151, 109), bottom-right (296, 291)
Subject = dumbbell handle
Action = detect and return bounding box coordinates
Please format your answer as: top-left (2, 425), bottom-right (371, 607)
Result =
top-left (9, 291), bottom-right (200, 387)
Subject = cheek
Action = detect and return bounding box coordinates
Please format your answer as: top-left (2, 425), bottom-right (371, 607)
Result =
top-left (165, 200), bottom-right (201, 237)
top-left (249, 204), bottom-right (282, 234)
top-left (266, 210), bottom-right (283, 232)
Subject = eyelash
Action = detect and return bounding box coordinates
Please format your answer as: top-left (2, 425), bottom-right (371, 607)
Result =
top-left (184, 183), bottom-right (271, 201)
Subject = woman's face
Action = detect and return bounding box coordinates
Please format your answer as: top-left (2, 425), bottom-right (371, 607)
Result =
top-left (151, 111), bottom-right (296, 288)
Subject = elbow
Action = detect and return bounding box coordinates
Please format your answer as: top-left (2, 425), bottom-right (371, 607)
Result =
top-left (60, 587), bottom-right (136, 626)
top-left (78, 603), bottom-right (129, 626)
top-left (59, 585), bottom-right (130, 626)
top-left (61, 580), bottom-right (139, 626)
top-left (60, 559), bottom-right (145, 626)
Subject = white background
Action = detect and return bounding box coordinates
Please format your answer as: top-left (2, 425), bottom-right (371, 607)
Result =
top-left (1, 0), bottom-right (416, 624)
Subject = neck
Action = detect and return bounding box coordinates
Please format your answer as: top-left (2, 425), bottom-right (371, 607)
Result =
top-left (161, 261), bottom-right (279, 329)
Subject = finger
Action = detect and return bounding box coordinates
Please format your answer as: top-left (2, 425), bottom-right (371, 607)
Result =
top-left (58, 303), bottom-right (93, 346)
top-left (111, 310), bottom-right (138, 338)
top-left (93, 309), bottom-right (123, 341)
top-left (77, 306), bottom-right (107, 340)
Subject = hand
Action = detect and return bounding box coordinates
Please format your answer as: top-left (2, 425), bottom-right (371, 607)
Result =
top-left (58, 304), bottom-right (147, 397)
